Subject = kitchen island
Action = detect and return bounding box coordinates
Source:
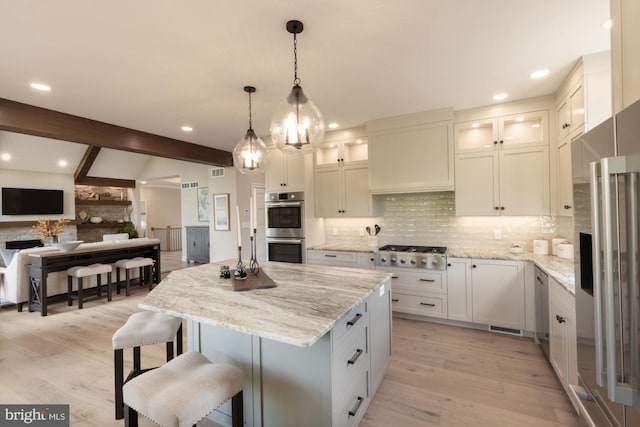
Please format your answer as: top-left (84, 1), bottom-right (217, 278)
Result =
top-left (140, 261), bottom-right (392, 427)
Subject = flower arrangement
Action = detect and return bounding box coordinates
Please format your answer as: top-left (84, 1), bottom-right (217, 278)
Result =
top-left (33, 217), bottom-right (70, 242)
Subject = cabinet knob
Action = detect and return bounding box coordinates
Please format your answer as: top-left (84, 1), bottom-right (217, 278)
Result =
top-left (472, 264), bottom-right (477, 268)
top-left (556, 314), bottom-right (566, 324)
top-left (493, 140), bottom-right (498, 145)
top-left (564, 205), bottom-right (572, 210)
top-left (562, 123), bottom-right (570, 129)
top-left (499, 140), bottom-right (504, 144)
top-left (500, 206), bottom-right (505, 210)
top-left (494, 206), bottom-right (500, 210)
top-left (447, 263), bottom-right (451, 267)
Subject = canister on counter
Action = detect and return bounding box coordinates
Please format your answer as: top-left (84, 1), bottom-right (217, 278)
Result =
top-left (551, 236), bottom-right (566, 256)
top-left (533, 237), bottom-right (549, 255)
top-left (558, 241), bottom-right (574, 259)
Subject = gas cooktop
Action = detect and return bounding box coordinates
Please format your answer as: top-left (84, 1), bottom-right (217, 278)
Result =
top-left (377, 245), bottom-right (447, 255)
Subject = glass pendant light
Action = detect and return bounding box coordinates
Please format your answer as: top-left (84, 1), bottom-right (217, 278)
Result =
top-left (233, 86), bottom-right (269, 174)
top-left (270, 20), bottom-right (325, 154)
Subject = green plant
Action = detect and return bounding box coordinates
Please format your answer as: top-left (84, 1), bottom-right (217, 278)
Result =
top-left (116, 222), bottom-right (138, 239)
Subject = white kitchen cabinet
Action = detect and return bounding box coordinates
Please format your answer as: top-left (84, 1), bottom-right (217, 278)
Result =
top-left (315, 163), bottom-right (369, 217)
top-left (471, 259), bottom-right (525, 331)
top-left (611, 0), bottom-right (640, 112)
top-left (554, 52), bottom-right (611, 216)
top-left (265, 148), bottom-right (307, 192)
top-left (455, 110), bottom-right (548, 153)
top-left (455, 145), bottom-right (550, 216)
top-left (306, 249), bottom-right (374, 270)
top-left (367, 109), bottom-right (454, 194)
top-left (446, 257), bottom-right (473, 322)
top-left (385, 267), bottom-right (448, 319)
top-left (549, 277), bottom-right (577, 390)
top-left (454, 108), bottom-right (550, 216)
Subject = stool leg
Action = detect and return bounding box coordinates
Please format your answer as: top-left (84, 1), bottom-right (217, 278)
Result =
top-left (67, 276), bottom-right (73, 306)
top-left (97, 273), bottom-right (102, 298)
top-left (138, 266), bottom-right (144, 288)
top-left (116, 268), bottom-right (121, 294)
top-left (232, 390), bottom-right (244, 427)
top-left (77, 278), bottom-right (83, 309)
top-left (125, 269), bottom-right (131, 296)
top-left (176, 323), bottom-right (183, 356)
top-left (146, 265), bottom-right (152, 290)
top-left (114, 348), bottom-right (124, 420)
top-left (107, 272), bottom-right (112, 301)
top-left (166, 341), bottom-right (174, 362)
top-left (124, 404), bottom-right (138, 427)
top-left (133, 346), bottom-right (141, 372)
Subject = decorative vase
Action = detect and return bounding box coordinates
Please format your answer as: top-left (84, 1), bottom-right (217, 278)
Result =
top-left (44, 236), bottom-right (58, 247)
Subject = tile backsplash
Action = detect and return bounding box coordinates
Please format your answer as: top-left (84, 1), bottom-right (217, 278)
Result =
top-left (323, 192), bottom-right (573, 251)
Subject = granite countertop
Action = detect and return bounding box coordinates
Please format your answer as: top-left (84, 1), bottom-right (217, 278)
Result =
top-left (309, 243), bottom-right (575, 295)
top-left (308, 243), bottom-right (374, 253)
top-left (447, 248), bottom-right (575, 294)
top-left (139, 261), bottom-right (391, 348)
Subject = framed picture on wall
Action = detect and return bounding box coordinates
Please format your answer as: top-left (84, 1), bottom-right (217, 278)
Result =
top-left (197, 187), bottom-right (210, 222)
top-left (213, 193), bottom-right (230, 231)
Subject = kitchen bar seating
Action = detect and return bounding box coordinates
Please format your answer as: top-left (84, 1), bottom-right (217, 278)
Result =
top-left (112, 311), bottom-right (184, 420)
top-left (122, 351), bottom-right (244, 427)
top-left (67, 263), bottom-right (112, 309)
top-left (114, 257), bottom-right (155, 296)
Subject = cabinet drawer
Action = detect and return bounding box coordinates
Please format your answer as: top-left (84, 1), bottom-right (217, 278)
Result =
top-left (333, 319), bottom-right (369, 389)
top-left (333, 301), bottom-right (368, 344)
top-left (391, 292), bottom-right (447, 318)
top-left (307, 250), bottom-right (357, 267)
top-left (333, 366), bottom-right (369, 427)
top-left (389, 270), bottom-right (446, 293)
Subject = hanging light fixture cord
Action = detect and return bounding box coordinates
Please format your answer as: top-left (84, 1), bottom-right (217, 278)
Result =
top-left (293, 32), bottom-right (300, 85)
top-left (248, 90), bottom-right (253, 129)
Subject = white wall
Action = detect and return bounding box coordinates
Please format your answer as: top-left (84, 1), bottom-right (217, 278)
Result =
top-left (140, 187), bottom-right (181, 229)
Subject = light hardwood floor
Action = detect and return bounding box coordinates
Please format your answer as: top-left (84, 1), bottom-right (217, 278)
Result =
top-left (0, 254), bottom-right (578, 426)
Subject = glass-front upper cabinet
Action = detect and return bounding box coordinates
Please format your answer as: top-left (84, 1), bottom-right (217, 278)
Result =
top-left (315, 127), bottom-right (368, 167)
top-left (455, 110), bottom-right (548, 153)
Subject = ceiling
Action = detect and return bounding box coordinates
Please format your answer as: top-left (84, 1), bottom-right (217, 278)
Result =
top-left (0, 0), bottom-right (610, 174)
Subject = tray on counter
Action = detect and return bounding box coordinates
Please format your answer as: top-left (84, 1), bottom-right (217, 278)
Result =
top-left (230, 270), bottom-right (277, 292)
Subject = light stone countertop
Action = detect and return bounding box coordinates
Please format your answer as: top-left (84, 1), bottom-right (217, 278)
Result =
top-left (308, 243), bottom-right (374, 253)
top-left (310, 244), bottom-right (576, 295)
top-left (139, 260), bottom-right (391, 348)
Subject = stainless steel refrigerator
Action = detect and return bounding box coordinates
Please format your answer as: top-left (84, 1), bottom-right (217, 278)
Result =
top-left (573, 98), bottom-right (640, 426)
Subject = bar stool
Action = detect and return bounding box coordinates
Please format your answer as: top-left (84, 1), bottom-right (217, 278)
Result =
top-left (114, 257), bottom-right (155, 296)
top-left (123, 351), bottom-right (243, 427)
top-left (112, 311), bottom-right (183, 420)
top-left (67, 263), bottom-right (112, 309)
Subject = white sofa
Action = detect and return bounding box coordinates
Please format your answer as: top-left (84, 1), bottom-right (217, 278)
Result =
top-left (0, 238), bottom-right (160, 309)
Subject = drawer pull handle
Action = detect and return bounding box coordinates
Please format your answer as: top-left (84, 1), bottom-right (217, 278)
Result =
top-left (347, 349), bottom-right (364, 365)
top-left (347, 312), bottom-right (363, 327)
top-left (324, 254), bottom-right (337, 258)
top-left (348, 396), bottom-right (365, 417)
top-left (419, 278), bottom-right (435, 282)
top-left (391, 275), bottom-right (399, 279)
top-left (556, 314), bottom-right (566, 324)
top-left (420, 302), bottom-right (436, 307)
top-left (391, 298), bottom-right (399, 302)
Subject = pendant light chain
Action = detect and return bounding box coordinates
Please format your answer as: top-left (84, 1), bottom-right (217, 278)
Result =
top-left (293, 33), bottom-right (300, 85)
top-left (248, 90), bottom-right (253, 129)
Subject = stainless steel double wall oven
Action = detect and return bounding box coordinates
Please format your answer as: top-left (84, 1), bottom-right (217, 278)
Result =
top-left (265, 191), bottom-right (305, 263)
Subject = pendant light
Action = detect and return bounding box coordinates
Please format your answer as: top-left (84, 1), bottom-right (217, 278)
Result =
top-left (233, 86), bottom-right (269, 174)
top-left (270, 20), bottom-right (325, 154)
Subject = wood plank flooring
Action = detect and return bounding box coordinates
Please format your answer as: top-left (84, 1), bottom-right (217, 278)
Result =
top-left (0, 253), bottom-right (578, 426)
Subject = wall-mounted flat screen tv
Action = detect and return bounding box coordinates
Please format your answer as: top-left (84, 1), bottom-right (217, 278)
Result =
top-left (1, 187), bottom-right (64, 215)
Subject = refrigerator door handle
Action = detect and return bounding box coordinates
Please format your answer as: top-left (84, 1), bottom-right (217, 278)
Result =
top-left (601, 155), bottom-right (640, 407)
top-left (589, 161), bottom-right (607, 388)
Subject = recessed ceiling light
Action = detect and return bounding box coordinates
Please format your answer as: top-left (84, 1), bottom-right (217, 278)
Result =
top-left (140, 181), bottom-right (147, 185)
top-left (328, 123), bottom-right (339, 129)
top-left (58, 160), bottom-right (68, 167)
top-left (356, 139), bottom-right (363, 144)
top-left (516, 117), bottom-right (524, 122)
top-left (493, 93), bottom-right (508, 101)
top-left (532, 124), bottom-right (541, 128)
top-left (30, 82), bottom-right (51, 91)
top-left (329, 144), bottom-right (336, 148)
top-left (472, 123), bottom-right (480, 128)
top-left (1, 153), bottom-right (11, 161)
top-left (530, 69), bottom-right (549, 79)
top-left (602, 19), bottom-right (612, 29)
top-left (181, 126), bottom-right (193, 132)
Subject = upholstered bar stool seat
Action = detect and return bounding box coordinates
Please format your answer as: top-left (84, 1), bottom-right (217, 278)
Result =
top-left (113, 311), bottom-right (183, 420)
top-left (123, 351), bottom-right (244, 427)
top-left (67, 263), bottom-right (112, 309)
top-left (114, 257), bottom-right (154, 296)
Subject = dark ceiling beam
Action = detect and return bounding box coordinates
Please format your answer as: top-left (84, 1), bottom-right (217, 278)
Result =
top-left (75, 176), bottom-right (137, 188)
top-left (0, 98), bottom-right (233, 166)
top-left (74, 145), bottom-right (101, 182)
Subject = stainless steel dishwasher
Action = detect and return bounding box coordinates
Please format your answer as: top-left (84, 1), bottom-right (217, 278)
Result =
top-left (534, 265), bottom-right (549, 357)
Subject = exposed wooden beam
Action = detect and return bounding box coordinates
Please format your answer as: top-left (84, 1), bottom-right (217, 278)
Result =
top-left (74, 145), bottom-right (101, 182)
top-left (75, 176), bottom-right (137, 188)
top-left (0, 98), bottom-right (233, 166)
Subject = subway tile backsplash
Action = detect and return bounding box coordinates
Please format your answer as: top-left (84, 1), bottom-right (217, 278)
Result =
top-left (323, 192), bottom-right (573, 251)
